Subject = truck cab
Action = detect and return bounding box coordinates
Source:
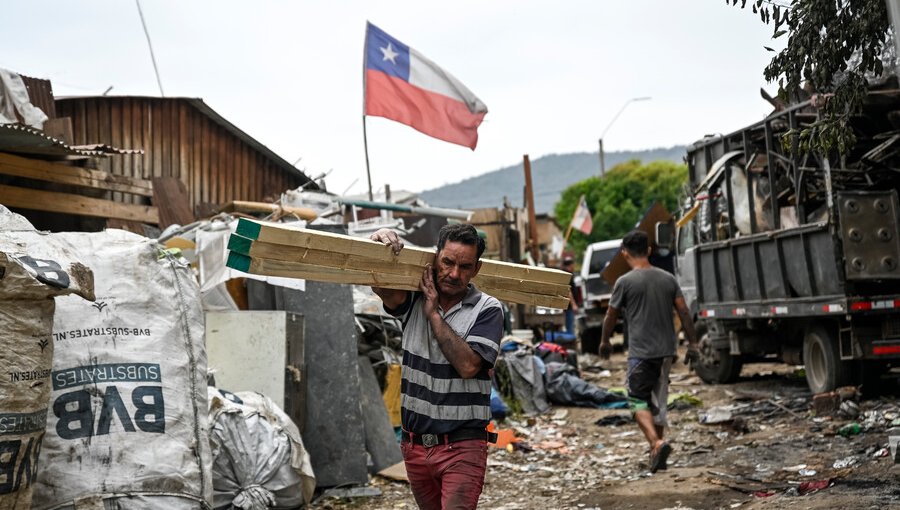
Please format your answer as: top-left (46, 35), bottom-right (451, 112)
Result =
top-left (577, 239), bottom-right (621, 353)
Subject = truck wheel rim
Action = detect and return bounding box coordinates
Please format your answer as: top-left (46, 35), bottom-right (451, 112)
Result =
top-left (807, 337), bottom-right (826, 389)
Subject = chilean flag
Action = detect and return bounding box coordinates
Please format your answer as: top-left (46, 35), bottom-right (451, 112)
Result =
top-left (571, 195), bottom-right (593, 235)
top-left (364, 22), bottom-right (488, 150)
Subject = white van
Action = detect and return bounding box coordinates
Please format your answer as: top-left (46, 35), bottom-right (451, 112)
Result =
top-left (577, 239), bottom-right (622, 353)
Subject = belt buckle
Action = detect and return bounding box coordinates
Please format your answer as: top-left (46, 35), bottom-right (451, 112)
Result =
top-left (422, 433), bottom-right (439, 448)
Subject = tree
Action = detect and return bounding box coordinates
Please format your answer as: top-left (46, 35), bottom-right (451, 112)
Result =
top-left (732, 0), bottom-right (893, 154)
top-left (554, 159), bottom-right (688, 258)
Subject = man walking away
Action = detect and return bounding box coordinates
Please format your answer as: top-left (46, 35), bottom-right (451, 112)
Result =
top-left (599, 230), bottom-right (699, 473)
top-left (369, 224), bottom-right (504, 509)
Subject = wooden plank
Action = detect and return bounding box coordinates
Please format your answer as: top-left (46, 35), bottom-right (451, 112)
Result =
top-left (0, 184), bottom-right (158, 223)
top-left (218, 200), bottom-right (317, 220)
top-left (227, 234), bottom-right (569, 297)
top-left (152, 177), bottom-right (194, 228)
top-left (227, 252), bottom-right (569, 309)
top-left (234, 218), bottom-right (572, 286)
top-left (0, 151), bottom-right (154, 196)
top-left (42, 117), bottom-right (74, 144)
top-left (601, 202), bottom-right (672, 285)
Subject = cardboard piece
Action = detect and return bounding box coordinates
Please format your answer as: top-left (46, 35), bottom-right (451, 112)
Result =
top-left (600, 202), bottom-right (672, 286)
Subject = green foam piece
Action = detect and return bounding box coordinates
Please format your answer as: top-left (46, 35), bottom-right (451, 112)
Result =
top-left (235, 218), bottom-right (262, 240)
top-left (227, 234), bottom-right (253, 255)
top-left (226, 251), bottom-right (252, 273)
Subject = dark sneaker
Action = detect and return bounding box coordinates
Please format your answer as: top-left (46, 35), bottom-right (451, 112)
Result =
top-left (650, 442), bottom-right (672, 473)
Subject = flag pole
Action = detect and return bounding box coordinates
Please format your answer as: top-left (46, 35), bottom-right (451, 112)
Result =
top-left (363, 116), bottom-right (373, 201)
top-left (564, 194), bottom-right (584, 247)
top-left (362, 22), bottom-right (374, 201)
top-left (563, 223), bottom-right (574, 246)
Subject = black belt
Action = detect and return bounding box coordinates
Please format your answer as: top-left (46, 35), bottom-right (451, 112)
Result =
top-left (402, 428), bottom-right (498, 448)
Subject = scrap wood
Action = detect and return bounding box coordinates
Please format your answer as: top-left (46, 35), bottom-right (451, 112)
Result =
top-left (376, 461), bottom-right (408, 482)
top-left (228, 234), bottom-right (569, 297)
top-left (766, 398), bottom-right (805, 418)
top-left (706, 473), bottom-right (789, 496)
top-left (0, 183), bottom-right (158, 223)
top-left (152, 177), bottom-right (194, 228)
top-left (226, 218), bottom-right (572, 308)
top-left (706, 477), bottom-right (758, 495)
top-left (218, 200), bottom-right (317, 221)
top-left (227, 252), bottom-right (569, 308)
top-left (234, 218), bottom-right (571, 285)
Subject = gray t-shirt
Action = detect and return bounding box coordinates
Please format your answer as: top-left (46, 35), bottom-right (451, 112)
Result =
top-left (609, 267), bottom-right (682, 359)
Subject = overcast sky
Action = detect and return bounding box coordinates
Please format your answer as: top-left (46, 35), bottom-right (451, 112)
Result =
top-left (1, 1), bottom-right (784, 196)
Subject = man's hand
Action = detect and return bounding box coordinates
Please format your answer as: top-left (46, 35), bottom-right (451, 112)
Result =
top-left (369, 229), bottom-right (408, 309)
top-left (599, 340), bottom-right (613, 360)
top-left (420, 264), bottom-right (439, 318)
top-left (370, 229), bottom-right (404, 255)
top-left (683, 345), bottom-right (700, 368)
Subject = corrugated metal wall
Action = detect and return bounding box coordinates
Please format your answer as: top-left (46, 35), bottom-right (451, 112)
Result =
top-left (21, 75), bottom-right (56, 119)
top-left (56, 97), bottom-right (307, 211)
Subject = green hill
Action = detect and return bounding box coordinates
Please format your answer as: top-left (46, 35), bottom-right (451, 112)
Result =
top-left (420, 147), bottom-right (687, 214)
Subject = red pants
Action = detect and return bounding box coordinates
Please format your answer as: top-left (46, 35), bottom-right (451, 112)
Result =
top-left (400, 438), bottom-right (488, 509)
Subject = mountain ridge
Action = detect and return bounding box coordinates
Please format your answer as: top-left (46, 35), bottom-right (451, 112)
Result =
top-left (420, 146), bottom-right (687, 214)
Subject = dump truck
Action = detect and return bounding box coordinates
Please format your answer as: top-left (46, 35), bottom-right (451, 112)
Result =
top-left (669, 89), bottom-right (900, 394)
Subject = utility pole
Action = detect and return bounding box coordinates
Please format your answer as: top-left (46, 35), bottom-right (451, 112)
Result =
top-left (523, 154), bottom-right (540, 264)
top-left (599, 96), bottom-right (651, 176)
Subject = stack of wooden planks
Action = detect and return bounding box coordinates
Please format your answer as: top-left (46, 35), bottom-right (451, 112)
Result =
top-left (225, 218), bottom-right (572, 308)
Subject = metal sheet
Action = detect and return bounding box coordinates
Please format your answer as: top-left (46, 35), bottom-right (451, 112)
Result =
top-left (358, 356), bottom-right (403, 473)
top-left (246, 225), bottom-right (368, 488)
top-left (206, 310), bottom-right (292, 405)
top-left (0, 123), bottom-right (141, 159)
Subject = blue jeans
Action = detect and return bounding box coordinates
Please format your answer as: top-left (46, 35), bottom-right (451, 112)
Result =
top-left (564, 308), bottom-right (575, 335)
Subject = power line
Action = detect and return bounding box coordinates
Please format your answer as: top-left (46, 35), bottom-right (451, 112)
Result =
top-left (135, 0), bottom-right (164, 96)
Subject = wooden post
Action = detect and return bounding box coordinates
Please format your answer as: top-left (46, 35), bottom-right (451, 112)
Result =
top-left (523, 154), bottom-right (540, 264)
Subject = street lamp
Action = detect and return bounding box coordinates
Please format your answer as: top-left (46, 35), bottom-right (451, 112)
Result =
top-left (598, 96), bottom-right (652, 176)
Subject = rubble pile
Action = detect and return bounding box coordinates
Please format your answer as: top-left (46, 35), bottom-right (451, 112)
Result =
top-left (326, 350), bottom-right (900, 510)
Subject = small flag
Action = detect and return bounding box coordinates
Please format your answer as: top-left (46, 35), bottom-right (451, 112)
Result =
top-left (364, 22), bottom-right (488, 149)
top-left (570, 195), bottom-right (593, 235)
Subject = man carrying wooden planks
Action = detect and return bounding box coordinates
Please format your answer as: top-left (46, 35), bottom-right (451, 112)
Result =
top-left (369, 224), bottom-right (503, 510)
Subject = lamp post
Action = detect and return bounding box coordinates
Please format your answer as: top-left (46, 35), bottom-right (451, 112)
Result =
top-left (598, 96), bottom-right (652, 176)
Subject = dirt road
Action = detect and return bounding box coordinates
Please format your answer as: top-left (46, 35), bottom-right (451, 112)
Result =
top-left (318, 343), bottom-right (900, 510)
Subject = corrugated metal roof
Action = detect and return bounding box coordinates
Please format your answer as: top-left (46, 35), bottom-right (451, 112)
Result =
top-left (0, 123), bottom-right (143, 159)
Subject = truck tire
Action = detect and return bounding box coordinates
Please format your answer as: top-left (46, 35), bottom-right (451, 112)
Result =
top-left (694, 321), bottom-right (743, 384)
top-left (803, 325), bottom-right (852, 394)
top-left (581, 326), bottom-right (601, 354)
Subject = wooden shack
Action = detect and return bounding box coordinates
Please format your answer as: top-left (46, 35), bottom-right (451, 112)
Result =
top-left (0, 80), bottom-right (317, 232)
top-left (55, 96), bottom-right (317, 214)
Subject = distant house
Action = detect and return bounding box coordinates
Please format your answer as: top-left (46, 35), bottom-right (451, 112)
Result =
top-left (0, 73), bottom-right (317, 232)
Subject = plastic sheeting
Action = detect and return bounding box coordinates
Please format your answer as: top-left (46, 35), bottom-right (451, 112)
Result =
top-left (543, 362), bottom-right (628, 409)
top-left (0, 68), bottom-right (48, 128)
top-left (208, 388), bottom-right (315, 509)
top-left (500, 349), bottom-right (551, 416)
top-left (194, 219), bottom-right (305, 311)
